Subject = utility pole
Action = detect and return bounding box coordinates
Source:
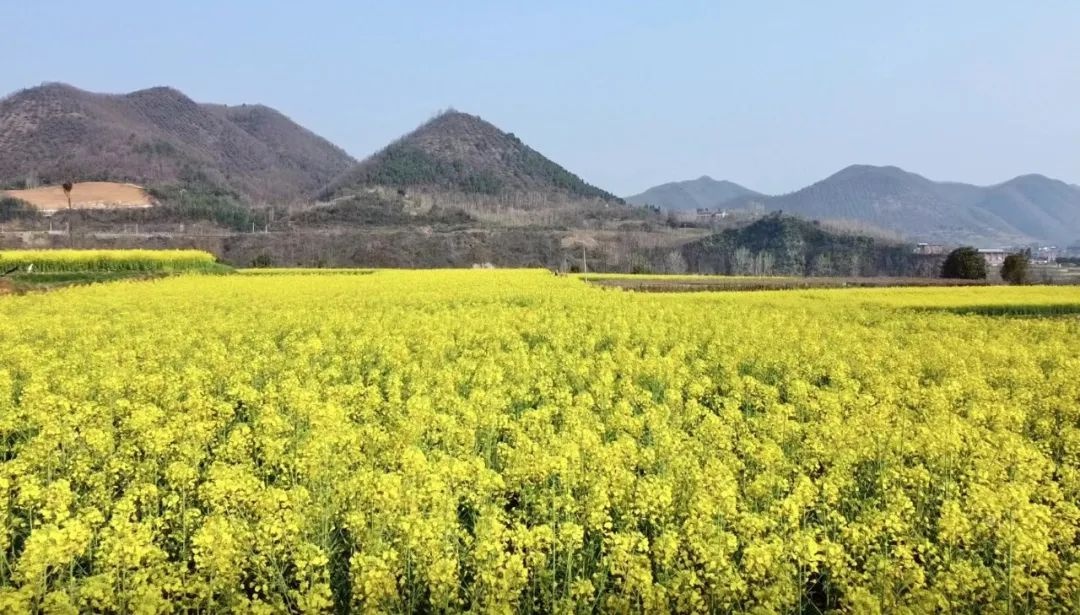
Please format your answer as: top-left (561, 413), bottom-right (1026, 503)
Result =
top-left (582, 246), bottom-right (587, 275)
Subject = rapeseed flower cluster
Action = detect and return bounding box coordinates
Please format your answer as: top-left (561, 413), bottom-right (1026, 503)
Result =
top-left (0, 270), bottom-right (1077, 612)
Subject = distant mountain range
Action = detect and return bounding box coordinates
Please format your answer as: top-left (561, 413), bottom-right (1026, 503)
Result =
top-left (0, 83), bottom-right (355, 202)
top-left (321, 109), bottom-right (620, 204)
top-left (631, 166), bottom-right (1080, 245)
top-left (2, 83), bottom-right (1077, 246)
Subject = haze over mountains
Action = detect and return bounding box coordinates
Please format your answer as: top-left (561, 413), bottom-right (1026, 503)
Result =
top-left (2, 82), bottom-right (1078, 247)
top-left (632, 166), bottom-right (1080, 245)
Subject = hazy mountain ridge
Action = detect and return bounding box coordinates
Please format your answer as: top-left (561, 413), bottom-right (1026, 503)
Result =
top-left (635, 165), bottom-right (1080, 245)
top-left (973, 174), bottom-right (1080, 243)
top-left (0, 83), bottom-right (355, 202)
top-left (626, 176), bottom-right (762, 210)
top-left (322, 110), bottom-right (620, 204)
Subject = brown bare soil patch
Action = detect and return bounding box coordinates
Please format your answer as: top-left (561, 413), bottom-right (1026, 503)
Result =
top-left (4, 182), bottom-right (154, 211)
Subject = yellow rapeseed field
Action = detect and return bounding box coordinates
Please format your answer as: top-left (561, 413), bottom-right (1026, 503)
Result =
top-left (0, 270), bottom-right (1078, 613)
top-left (0, 250), bottom-right (217, 273)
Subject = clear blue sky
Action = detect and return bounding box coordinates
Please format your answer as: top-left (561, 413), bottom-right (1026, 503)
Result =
top-left (3, 1), bottom-right (1078, 195)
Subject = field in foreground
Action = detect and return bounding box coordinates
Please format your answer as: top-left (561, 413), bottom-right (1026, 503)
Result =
top-left (0, 271), bottom-right (1078, 612)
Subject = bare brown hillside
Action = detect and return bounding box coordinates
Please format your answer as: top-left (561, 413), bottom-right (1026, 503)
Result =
top-left (0, 83), bottom-right (355, 203)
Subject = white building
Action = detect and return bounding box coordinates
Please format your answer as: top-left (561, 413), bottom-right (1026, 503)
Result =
top-left (977, 248), bottom-right (1007, 267)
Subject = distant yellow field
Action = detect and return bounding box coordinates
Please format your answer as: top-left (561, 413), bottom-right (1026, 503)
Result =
top-left (0, 249), bottom-right (216, 272)
top-left (238, 267), bottom-right (375, 275)
top-left (3, 181), bottom-right (154, 211)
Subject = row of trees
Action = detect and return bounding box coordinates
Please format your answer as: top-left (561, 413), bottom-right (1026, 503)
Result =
top-left (941, 246), bottom-right (1030, 284)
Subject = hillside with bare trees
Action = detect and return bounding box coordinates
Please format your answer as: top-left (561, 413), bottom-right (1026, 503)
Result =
top-left (0, 83), bottom-right (355, 202)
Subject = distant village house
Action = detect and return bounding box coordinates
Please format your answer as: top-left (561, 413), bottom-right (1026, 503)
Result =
top-left (695, 208), bottom-right (728, 222)
top-left (913, 243), bottom-right (945, 255)
top-left (977, 248), bottom-right (1007, 267)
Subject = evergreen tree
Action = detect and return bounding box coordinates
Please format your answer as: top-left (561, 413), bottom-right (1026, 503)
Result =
top-left (941, 247), bottom-right (988, 279)
top-left (1000, 252), bottom-right (1030, 285)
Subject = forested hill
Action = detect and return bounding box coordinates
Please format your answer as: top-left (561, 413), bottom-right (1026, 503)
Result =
top-left (320, 110), bottom-right (620, 203)
top-left (680, 213), bottom-right (929, 276)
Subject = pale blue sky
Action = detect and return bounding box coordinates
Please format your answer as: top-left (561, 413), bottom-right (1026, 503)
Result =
top-left (2, 1), bottom-right (1078, 195)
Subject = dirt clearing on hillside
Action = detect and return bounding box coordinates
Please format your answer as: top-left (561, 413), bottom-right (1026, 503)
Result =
top-left (3, 182), bottom-right (155, 211)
